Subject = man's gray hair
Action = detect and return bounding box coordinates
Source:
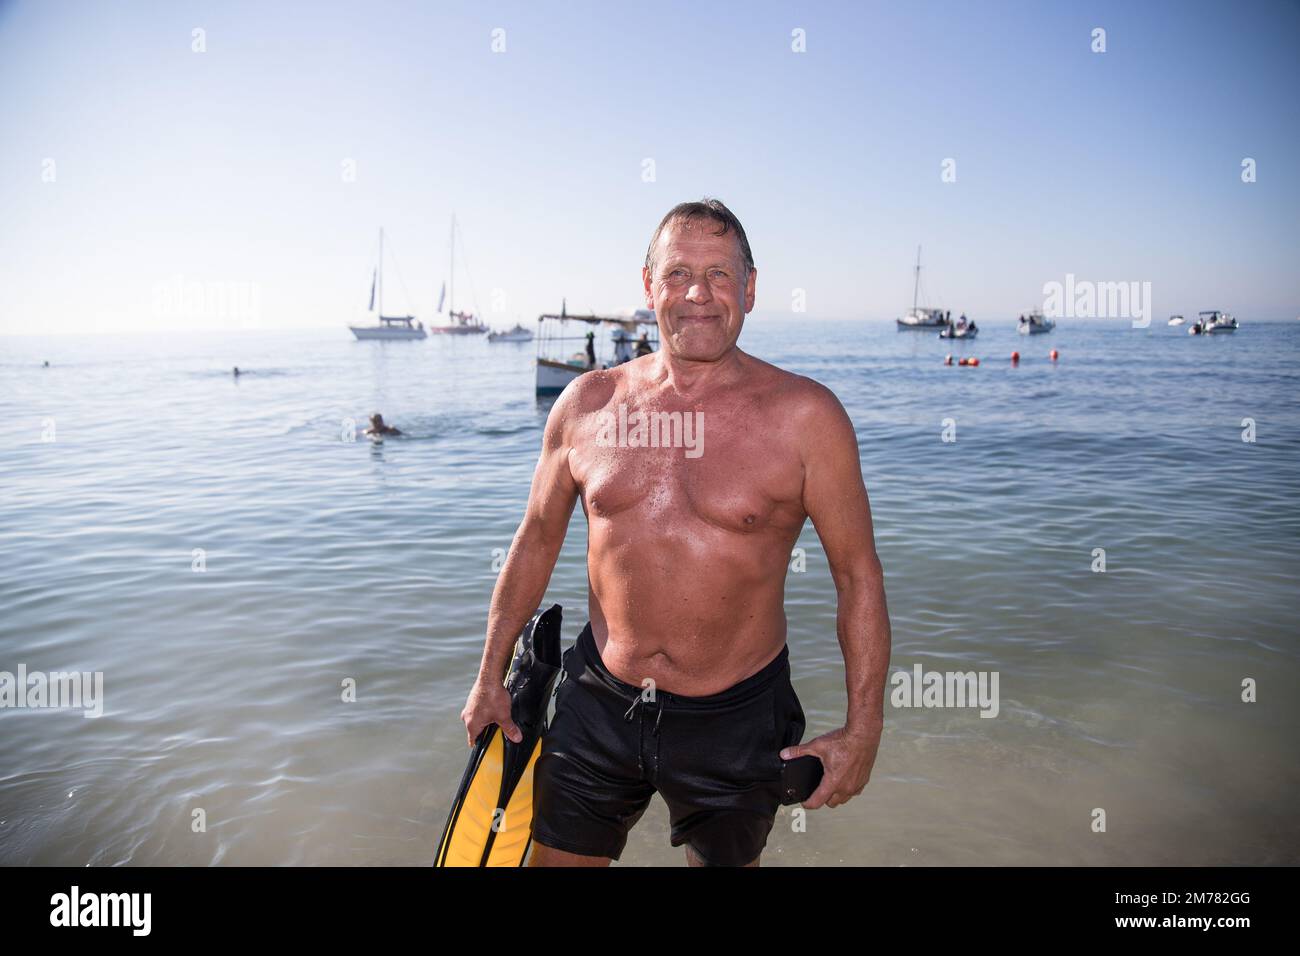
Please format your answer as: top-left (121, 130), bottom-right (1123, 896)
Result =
top-left (644, 197), bottom-right (755, 279)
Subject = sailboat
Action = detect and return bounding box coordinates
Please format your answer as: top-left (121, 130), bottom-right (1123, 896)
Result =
top-left (896, 246), bottom-right (950, 329)
top-left (430, 214), bottom-right (487, 335)
top-left (349, 229), bottom-right (426, 340)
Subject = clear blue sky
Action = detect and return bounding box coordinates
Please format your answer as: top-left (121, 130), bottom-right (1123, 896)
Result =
top-left (1, 0), bottom-right (1297, 334)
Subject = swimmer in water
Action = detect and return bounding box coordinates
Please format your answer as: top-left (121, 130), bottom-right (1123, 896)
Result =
top-left (364, 413), bottom-right (402, 437)
top-left (233, 366), bottom-right (241, 377)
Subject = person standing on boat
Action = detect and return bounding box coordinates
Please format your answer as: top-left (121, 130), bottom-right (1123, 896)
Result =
top-left (613, 331), bottom-right (633, 365)
top-left (585, 330), bottom-right (597, 369)
top-left (635, 331), bottom-right (653, 357)
top-left (462, 197), bottom-right (890, 867)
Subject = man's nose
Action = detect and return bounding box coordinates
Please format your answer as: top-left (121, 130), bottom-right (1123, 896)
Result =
top-left (685, 279), bottom-right (712, 303)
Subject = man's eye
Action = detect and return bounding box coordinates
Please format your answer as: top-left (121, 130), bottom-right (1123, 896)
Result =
top-left (670, 269), bottom-right (687, 277)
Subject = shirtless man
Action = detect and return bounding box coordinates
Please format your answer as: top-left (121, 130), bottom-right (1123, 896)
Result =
top-left (460, 198), bottom-right (890, 867)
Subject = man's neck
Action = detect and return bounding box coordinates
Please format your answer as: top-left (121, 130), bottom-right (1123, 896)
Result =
top-left (650, 347), bottom-right (749, 398)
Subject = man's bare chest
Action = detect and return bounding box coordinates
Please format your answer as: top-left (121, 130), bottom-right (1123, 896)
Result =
top-left (569, 403), bottom-right (805, 534)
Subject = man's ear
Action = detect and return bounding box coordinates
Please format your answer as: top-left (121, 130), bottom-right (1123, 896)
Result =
top-left (744, 267), bottom-right (757, 313)
top-left (642, 266), bottom-right (655, 309)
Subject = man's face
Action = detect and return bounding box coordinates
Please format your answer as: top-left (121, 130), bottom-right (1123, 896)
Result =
top-left (642, 220), bottom-right (756, 363)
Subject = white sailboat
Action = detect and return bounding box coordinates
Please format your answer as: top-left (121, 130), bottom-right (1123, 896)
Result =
top-left (349, 229), bottom-right (426, 340)
top-left (896, 246), bottom-right (951, 329)
top-left (430, 214), bottom-right (487, 335)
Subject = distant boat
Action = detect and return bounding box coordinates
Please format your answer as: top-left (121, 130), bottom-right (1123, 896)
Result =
top-left (1168, 314), bottom-right (1185, 326)
top-left (896, 246), bottom-right (952, 329)
top-left (1189, 310), bottom-right (1238, 335)
top-left (350, 228), bottom-right (427, 340)
top-left (1199, 309), bottom-right (1238, 334)
top-left (1017, 309), bottom-right (1055, 335)
top-left (939, 314), bottom-right (978, 339)
top-left (430, 215), bottom-right (487, 335)
top-left (487, 323), bottom-right (534, 343)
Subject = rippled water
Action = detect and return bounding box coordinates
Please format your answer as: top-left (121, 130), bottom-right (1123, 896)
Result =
top-left (1, 318), bottom-right (1297, 865)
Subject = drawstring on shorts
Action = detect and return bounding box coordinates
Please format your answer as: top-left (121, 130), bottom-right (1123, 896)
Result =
top-left (622, 693), bottom-right (665, 777)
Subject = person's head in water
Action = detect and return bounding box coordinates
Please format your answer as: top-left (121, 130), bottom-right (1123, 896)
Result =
top-left (233, 366), bottom-right (240, 376)
top-left (366, 412), bottom-right (401, 436)
top-left (642, 197), bottom-right (756, 364)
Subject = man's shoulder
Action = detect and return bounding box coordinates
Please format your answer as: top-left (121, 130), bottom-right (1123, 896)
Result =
top-left (566, 365), bottom-right (626, 412)
top-left (542, 366), bottom-right (626, 441)
top-left (746, 356), bottom-right (844, 419)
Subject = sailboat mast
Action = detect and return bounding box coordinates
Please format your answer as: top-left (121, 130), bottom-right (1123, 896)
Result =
top-left (912, 245), bottom-right (921, 313)
top-left (378, 228), bottom-right (384, 317)
top-left (449, 214), bottom-right (456, 321)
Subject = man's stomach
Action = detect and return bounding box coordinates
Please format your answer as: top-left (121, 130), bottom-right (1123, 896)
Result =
top-left (585, 535), bottom-right (792, 696)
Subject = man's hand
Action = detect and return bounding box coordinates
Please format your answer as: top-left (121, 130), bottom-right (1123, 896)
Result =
top-left (460, 679), bottom-right (522, 747)
top-left (781, 719), bottom-right (882, 809)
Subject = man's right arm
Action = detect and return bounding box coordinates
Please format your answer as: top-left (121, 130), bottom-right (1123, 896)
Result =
top-left (474, 390), bottom-right (581, 688)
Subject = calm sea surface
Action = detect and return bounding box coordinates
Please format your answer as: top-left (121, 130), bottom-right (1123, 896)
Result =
top-left (2, 318), bottom-right (1298, 865)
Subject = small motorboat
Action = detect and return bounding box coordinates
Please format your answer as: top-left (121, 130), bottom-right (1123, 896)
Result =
top-left (487, 323), bottom-right (534, 343)
top-left (1200, 309), bottom-right (1238, 333)
top-left (1017, 309), bottom-right (1055, 335)
top-left (1167, 314), bottom-right (1185, 326)
top-left (939, 316), bottom-right (978, 339)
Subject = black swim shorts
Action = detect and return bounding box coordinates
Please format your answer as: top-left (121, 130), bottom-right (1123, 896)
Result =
top-left (532, 621), bottom-right (807, 866)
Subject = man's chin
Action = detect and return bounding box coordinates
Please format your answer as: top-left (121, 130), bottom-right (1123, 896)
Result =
top-left (667, 327), bottom-right (737, 362)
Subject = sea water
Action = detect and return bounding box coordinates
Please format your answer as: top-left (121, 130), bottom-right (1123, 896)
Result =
top-left (1, 317), bottom-right (1297, 865)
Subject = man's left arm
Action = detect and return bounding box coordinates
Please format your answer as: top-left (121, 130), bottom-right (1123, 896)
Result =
top-left (783, 382), bottom-right (891, 809)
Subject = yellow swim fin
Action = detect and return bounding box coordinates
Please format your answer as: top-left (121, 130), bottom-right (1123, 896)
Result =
top-left (435, 605), bottom-right (563, 866)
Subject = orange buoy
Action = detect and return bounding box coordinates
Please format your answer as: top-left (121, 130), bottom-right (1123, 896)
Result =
top-left (1011, 351), bottom-right (1020, 364)
top-left (970, 357), bottom-right (980, 367)
top-left (1049, 349), bottom-right (1059, 361)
